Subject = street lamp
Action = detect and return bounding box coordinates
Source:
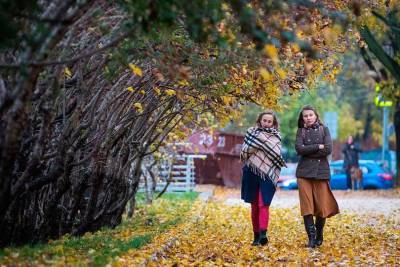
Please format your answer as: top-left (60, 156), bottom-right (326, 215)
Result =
top-left (374, 84), bottom-right (393, 163)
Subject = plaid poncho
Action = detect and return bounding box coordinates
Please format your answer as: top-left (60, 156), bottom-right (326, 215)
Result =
top-left (240, 127), bottom-right (286, 187)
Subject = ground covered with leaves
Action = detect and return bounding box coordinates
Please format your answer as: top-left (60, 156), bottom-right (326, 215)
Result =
top-left (117, 190), bottom-right (400, 266)
top-left (1, 189), bottom-right (399, 266)
top-left (0, 192), bottom-right (197, 266)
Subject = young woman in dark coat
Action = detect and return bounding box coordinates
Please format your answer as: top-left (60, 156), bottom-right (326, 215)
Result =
top-left (295, 105), bottom-right (339, 248)
top-left (342, 135), bottom-right (362, 189)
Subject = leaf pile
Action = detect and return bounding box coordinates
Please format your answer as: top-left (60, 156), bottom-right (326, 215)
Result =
top-left (117, 200), bottom-right (400, 266)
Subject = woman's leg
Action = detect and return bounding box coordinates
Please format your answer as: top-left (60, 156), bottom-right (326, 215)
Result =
top-left (258, 194), bottom-right (269, 230)
top-left (251, 191), bottom-right (260, 245)
top-left (303, 214), bottom-right (316, 248)
top-left (251, 201), bottom-right (260, 233)
top-left (257, 189), bottom-right (269, 245)
top-left (313, 180), bottom-right (339, 247)
top-left (315, 216), bottom-right (326, 246)
top-left (298, 178), bottom-right (316, 248)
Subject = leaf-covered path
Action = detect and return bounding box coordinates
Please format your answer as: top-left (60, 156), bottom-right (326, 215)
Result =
top-left (116, 188), bottom-right (400, 266)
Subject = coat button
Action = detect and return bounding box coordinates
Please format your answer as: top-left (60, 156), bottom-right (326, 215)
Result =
top-left (318, 159), bottom-right (320, 162)
top-left (308, 139), bottom-right (311, 141)
top-left (315, 129), bottom-right (317, 131)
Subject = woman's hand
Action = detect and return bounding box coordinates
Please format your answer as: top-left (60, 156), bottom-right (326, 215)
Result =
top-left (319, 144), bottom-right (325, 149)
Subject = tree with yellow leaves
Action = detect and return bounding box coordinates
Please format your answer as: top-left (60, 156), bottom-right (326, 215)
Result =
top-left (0, 0), bottom-right (357, 247)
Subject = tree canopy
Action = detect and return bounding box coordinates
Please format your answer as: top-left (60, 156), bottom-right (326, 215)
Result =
top-left (1, 0), bottom-right (397, 247)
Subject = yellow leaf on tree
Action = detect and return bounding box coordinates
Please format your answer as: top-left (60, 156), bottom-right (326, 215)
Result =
top-left (154, 87), bottom-right (161, 95)
top-left (178, 80), bottom-right (189, 86)
top-left (126, 86), bottom-right (134, 92)
top-left (165, 89), bottom-right (176, 96)
top-left (276, 68), bottom-right (287, 79)
top-left (292, 43), bottom-right (300, 53)
top-left (221, 96), bottom-right (232, 105)
top-left (264, 44), bottom-right (278, 62)
top-left (128, 63), bottom-right (143, 76)
top-left (64, 67), bottom-right (72, 78)
top-left (133, 102), bottom-right (143, 113)
top-left (242, 65), bottom-right (247, 75)
top-left (140, 90), bottom-right (145, 95)
top-left (259, 68), bottom-right (273, 81)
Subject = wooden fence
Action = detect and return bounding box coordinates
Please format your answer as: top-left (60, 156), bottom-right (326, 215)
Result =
top-left (138, 154), bottom-right (206, 193)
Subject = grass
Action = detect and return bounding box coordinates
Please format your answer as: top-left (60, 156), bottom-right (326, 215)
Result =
top-left (0, 191), bottom-right (198, 266)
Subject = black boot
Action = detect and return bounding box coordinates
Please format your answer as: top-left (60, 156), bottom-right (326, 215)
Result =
top-left (252, 232), bottom-right (260, 246)
top-left (259, 230), bottom-right (268, 246)
top-left (315, 217), bottom-right (326, 246)
top-left (303, 215), bottom-right (316, 248)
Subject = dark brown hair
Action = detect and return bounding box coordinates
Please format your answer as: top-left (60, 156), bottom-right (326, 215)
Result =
top-left (297, 105), bottom-right (323, 128)
top-left (257, 110), bottom-right (279, 130)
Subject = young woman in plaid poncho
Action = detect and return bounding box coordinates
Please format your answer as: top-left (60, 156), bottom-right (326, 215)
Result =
top-left (240, 111), bottom-right (286, 246)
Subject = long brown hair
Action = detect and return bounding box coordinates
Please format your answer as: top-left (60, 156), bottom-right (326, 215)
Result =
top-left (297, 105), bottom-right (323, 128)
top-left (257, 110), bottom-right (279, 130)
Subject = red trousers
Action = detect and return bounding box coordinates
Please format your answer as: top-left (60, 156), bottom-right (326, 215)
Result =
top-left (251, 189), bottom-right (270, 232)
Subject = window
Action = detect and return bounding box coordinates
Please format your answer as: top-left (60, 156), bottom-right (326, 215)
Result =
top-left (360, 166), bottom-right (369, 174)
top-left (280, 167), bottom-right (296, 175)
top-left (331, 166), bottom-right (344, 175)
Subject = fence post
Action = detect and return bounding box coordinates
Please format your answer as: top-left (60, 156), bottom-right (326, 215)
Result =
top-left (185, 155), bottom-right (191, 192)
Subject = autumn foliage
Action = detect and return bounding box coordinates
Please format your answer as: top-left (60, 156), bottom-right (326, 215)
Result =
top-left (0, 0), bottom-right (385, 247)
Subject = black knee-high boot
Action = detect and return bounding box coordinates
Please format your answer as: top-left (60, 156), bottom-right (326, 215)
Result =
top-left (303, 215), bottom-right (316, 248)
top-left (252, 232), bottom-right (260, 246)
top-left (259, 230), bottom-right (268, 245)
top-left (315, 216), bottom-right (326, 246)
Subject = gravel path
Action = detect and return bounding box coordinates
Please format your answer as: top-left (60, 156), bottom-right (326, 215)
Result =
top-left (212, 187), bottom-right (400, 220)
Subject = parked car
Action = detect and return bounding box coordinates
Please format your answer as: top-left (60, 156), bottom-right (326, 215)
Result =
top-left (277, 163), bottom-right (297, 183)
top-left (277, 163), bottom-right (298, 190)
top-left (278, 160), bottom-right (394, 190)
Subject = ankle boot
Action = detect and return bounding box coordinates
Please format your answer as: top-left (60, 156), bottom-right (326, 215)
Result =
top-left (252, 232), bottom-right (260, 246)
top-left (303, 215), bottom-right (316, 248)
top-left (315, 217), bottom-right (326, 246)
top-left (259, 230), bottom-right (268, 246)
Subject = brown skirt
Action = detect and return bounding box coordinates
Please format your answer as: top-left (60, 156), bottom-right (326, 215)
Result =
top-left (297, 178), bottom-right (339, 218)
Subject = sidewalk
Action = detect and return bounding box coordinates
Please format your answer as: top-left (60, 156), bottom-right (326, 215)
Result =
top-left (194, 184), bottom-right (216, 201)
top-left (114, 185), bottom-right (400, 266)
top-left (211, 186), bottom-right (400, 222)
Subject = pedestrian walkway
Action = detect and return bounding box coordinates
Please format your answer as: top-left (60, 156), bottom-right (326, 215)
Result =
top-left (195, 184), bottom-right (216, 201)
top-left (214, 187), bottom-right (400, 221)
top-left (113, 186), bottom-right (400, 266)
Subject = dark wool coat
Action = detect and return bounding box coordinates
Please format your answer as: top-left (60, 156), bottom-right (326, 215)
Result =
top-left (342, 143), bottom-right (361, 169)
top-left (241, 165), bottom-right (276, 206)
top-left (295, 125), bottom-right (332, 180)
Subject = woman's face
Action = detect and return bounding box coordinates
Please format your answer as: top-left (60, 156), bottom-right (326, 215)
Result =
top-left (260, 114), bottom-right (274, 128)
top-left (302, 109), bottom-right (317, 126)
top-left (347, 136), bottom-right (353, 144)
